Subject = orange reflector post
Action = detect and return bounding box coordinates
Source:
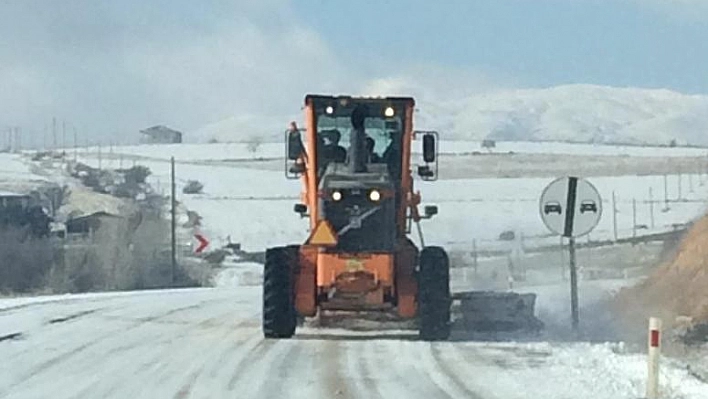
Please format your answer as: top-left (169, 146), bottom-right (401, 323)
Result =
top-left (309, 220), bottom-right (338, 246)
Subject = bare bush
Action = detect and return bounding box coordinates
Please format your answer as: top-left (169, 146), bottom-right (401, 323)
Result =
top-left (121, 165), bottom-right (151, 185)
top-left (246, 136), bottom-right (263, 153)
top-left (53, 207), bottom-right (203, 293)
top-left (183, 180), bottom-right (204, 194)
top-left (0, 228), bottom-right (54, 294)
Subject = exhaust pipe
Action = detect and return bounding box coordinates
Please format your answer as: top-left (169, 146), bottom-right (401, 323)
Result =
top-left (349, 105), bottom-right (368, 173)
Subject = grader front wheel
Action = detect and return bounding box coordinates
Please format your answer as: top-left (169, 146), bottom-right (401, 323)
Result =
top-left (418, 246), bottom-right (451, 341)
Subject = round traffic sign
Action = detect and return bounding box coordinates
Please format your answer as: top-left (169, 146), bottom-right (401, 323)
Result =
top-left (539, 176), bottom-right (602, 237)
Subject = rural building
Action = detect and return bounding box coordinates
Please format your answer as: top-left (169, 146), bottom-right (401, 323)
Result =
top-left (139, 125), bottom-right (183, 144)
top-left (0, 191), bottom-right (51, 237)
top-left (0, 191), bottom-right (30, 209)
top-left (481, 139), bottom-right (496, 149)
top-left (0, 191), bottom-right (30, 226)
top-left (65, 211), bottom-right (122, 235)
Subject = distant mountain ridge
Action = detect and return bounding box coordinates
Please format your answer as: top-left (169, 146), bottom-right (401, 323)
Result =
top-left (193, 84), bottom-right (708, 146)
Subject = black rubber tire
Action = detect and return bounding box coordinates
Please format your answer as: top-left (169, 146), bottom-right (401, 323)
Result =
top-left (263, 246), bottom-right (298, 338)
top-left (418, 246), bottom-right (451, 341)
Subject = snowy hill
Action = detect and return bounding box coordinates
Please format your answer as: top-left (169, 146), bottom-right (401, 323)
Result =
top-left (193, 84), bottom-right (708, 146)
top-left (429, 85), bottom-right (708, 146)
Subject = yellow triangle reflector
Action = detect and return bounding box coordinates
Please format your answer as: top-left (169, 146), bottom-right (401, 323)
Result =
top-left (309, 220), bottom-right (338, 246)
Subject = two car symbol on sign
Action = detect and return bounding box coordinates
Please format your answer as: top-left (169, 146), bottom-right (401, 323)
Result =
top-left (543, 200), bottom-right (598, 215)
top-left (543, 201), bottom-right (562, 215)
top-left (579, 200), bottom-right (598, 214)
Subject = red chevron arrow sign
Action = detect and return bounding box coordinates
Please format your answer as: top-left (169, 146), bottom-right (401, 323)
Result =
top-left (194, 234), bottom-right (209, 254)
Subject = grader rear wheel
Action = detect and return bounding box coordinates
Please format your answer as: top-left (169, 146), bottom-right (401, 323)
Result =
top-left (262, 246), bottom-right (298, 338)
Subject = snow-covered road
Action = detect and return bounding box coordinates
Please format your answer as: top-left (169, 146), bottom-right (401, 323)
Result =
top-left (2, 284), bottom-right (707, 399)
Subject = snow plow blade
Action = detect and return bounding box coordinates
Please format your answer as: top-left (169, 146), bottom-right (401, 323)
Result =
top-left (451, 291), bottom-right (543, 332)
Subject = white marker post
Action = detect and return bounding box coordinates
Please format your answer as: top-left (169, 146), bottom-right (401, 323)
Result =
top-left (646, 317), bottom-right (662, 399)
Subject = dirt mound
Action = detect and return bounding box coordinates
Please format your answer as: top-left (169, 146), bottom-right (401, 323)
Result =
top-left (616, 215), bottom-right (708, 339)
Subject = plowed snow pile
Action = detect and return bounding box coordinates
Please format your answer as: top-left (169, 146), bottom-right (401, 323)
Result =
top-left (617, 214), bottom-right (708, 336)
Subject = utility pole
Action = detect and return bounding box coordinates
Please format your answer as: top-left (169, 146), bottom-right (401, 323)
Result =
top-left (472, 238), bottom-right (478, 276)
top-left (612, 191), bottom-right (618, 241)
top-left (632, 198), bottom-right (637, 238)
top-left (663, 174), bottom-right (669, 210)
top-left (689, 173), bottom-right (694, 193)
top-left (700, 162), bottom-right (705, 186)
top-left (73, 126), bottom-right (78, 163)
top-left (52, 117), bottom-right (57, 150)
top-left (62, 120), bottom-right (66, 154)
top-left (678, 170), bottom-right (682, 201)
top-left (171, 157), bottom-right (177, 286)
top-left (649, 187), bottom-right (655, 229)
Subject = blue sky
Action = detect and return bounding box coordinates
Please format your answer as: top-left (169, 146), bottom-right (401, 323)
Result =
top-left (1, 0), bottom-right (706, 143)
top-left (294, 0), bottom-right (708, 93)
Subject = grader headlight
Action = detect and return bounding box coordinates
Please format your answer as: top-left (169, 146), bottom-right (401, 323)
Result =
top-left (369, 189), bottom-right (381, 202)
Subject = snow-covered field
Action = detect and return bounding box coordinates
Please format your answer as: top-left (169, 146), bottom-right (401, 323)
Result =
top-left (70, 139), bottom-right (708, 163)
top-left (74, 147), bottom-right (708, 252)
top-left (0, 153), bottom-right (52, 194)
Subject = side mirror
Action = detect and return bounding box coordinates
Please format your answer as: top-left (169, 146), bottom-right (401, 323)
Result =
top-left (417, 165), bottom-right (434, 178)
top-left (423, 133), bottom-right (436, 163)
top-left (294, 203), bottom-right (308, 217)
top-left (287, 131), bottom-right (304, 161)
top-left (414, 130), bottom-right (439, 181)
top-left (424, 205), bottom-right (438, 218)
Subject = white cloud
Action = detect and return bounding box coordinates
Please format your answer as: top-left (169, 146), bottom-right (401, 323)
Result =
top-left (0, 1), bottom-right (356, 145)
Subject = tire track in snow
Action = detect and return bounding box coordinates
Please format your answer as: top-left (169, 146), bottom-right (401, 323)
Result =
top-left (225, 338), bottom-right (273, 391)
top-left (2, 296), bottom-right (221, 362)
top-left (318, 339), bottom-right (353, 399)
top-left (225, 338), bottom-right (299, 397)
top-left (1, 299), bottom-right (224, 397)
top-left (252, 340), bottom-right (307, 398)
top-left (47, 308), bottom-right (103, 324)
top-left (77, 311), bottom-right (261, 398)
top-left (162, 325), bottom-right (259, 398)
top-left (398, 340), bottom-right (482, 399)
top-left (0, 332), bottom-right (23, 342)
top-left (346, 340), bottom-right (385, 398)
top-left (414, 342), bottom-right (482, 398)
top-left (167, 320), bottom-right (266, 398)
top-left (360, 339), bottom-right (453, 398)
top-left (428, 343), bottom-right (487, 399)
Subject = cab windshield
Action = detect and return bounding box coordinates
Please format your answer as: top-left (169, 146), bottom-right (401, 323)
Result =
top-left (315, 114), bottom-right (403, 177)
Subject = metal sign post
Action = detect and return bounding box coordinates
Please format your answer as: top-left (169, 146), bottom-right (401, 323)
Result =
top-left (540, 176), bottom-right (602, 332)
top-left (568, 236), bottom-right (578, 330)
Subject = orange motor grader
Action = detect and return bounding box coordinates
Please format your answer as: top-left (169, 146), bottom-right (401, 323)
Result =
top-left (263, 95), bottom-right (449, 340)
